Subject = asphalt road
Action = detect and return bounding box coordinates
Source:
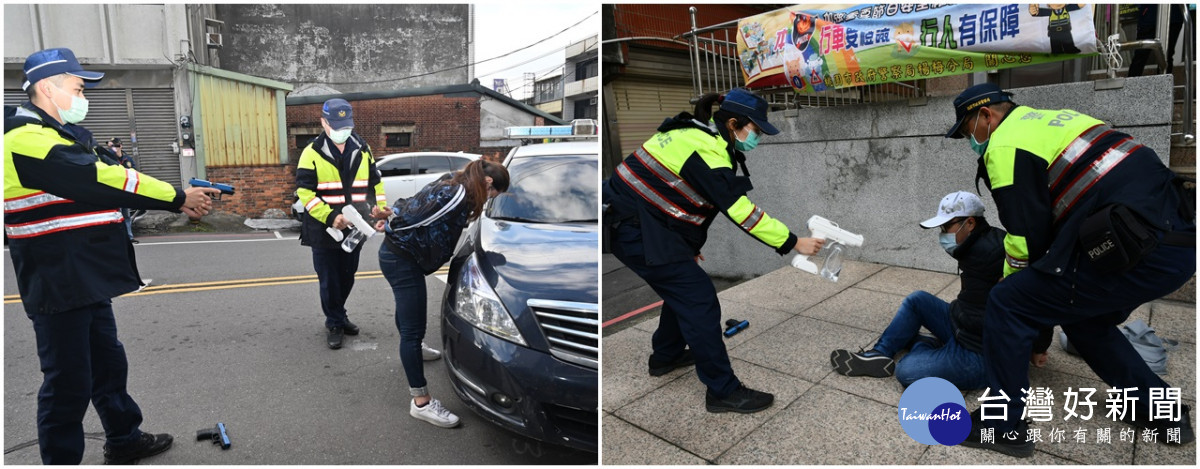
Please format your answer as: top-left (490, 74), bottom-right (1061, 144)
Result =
top-left (3, 231), bottom-right (596, 465)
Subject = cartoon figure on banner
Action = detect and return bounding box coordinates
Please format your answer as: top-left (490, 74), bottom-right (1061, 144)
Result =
top-left (784, 11), bottom-right (826, 93)
top-left (792, 12), bottom-right (815, 52)
top-left (1030, 4), bottom-right (1086, 54)
top-left (782, 46), bottom-right (808, 91)
top-left (739, 21), bottom-right (768, 76)
top-left (892, 22), bottom-right (919, 58)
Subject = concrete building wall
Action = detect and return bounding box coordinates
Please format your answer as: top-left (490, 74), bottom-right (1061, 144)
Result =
top-left (216, 4), bottom-right (471, 93)
top-left (4, 4), bottom-right (187, 66)
top-left (696, 75), bottom-right (1175, 279)
top-left (480, 95), bottom-right (550, 154)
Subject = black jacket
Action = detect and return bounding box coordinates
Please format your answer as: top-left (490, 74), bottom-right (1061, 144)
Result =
top-left (5, 103), bottom-right (184, 315)
top-left (948, 219), bottom-right (1052, 354)
top-left (947, 220), bottom-right (1005, 354)
top-left (383, 175), bottom-right (473, 275)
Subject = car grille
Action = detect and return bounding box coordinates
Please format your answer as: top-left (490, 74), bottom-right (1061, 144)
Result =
top-left (529, 299), bottom-right (598, 369)
top-left (543, 403), bottom-right (597, 448)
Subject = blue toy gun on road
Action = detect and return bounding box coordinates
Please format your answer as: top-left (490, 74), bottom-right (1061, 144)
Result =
top-left (188, 178), bottom-right (236, 200)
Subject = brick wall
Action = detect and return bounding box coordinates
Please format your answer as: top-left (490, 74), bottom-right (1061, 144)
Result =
top-left (206, 165), bottom-right (297, 218)
top-left (213, 92), bottom-right (512, 218)
top-left (287, 94), bottom-right (484, 161)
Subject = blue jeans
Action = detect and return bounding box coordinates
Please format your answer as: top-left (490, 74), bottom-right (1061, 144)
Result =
top-left (121, 208), bottom-right (134, 239)
top-left (872, 291), bottom-right (986, 390)
top-left (379, 245), bottom-right (429, 396)
top-left (29, 301), bottom-right (144, 464)
top-left (311, 246), bottom-right (361, 329)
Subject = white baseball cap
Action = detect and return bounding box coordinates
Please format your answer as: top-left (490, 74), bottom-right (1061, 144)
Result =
top-left (919, 191), bottom-right (985, 229)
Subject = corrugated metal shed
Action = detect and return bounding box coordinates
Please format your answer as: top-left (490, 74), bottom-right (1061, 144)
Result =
top-left (188, 64), bottom-right (292, 174)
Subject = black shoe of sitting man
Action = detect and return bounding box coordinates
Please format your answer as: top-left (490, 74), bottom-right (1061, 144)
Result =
top-left (103, 432), bottom-right (173, 465)
top-left (1120, 404), bottom-right (1195, 445)
top-left (327, 326), bottom-right (344, 349)
top-left (959, 408), bottom-right (1035, 458)
top-left (705, 383), bottom-right (774, 414)
top-left (648, 349), bottom-right (695, 376)
top-left (342, 320), bottom-right (360, 336)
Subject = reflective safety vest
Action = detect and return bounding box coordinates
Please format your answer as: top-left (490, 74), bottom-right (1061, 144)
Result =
top-left (295, 132), bottom-right (387, 249)
top-left (983, 105), bottom-right (1144, 276)
top-left (4, 103), bottom-right (184, 314)
top-left (612, 118), bottom-right (796, 257)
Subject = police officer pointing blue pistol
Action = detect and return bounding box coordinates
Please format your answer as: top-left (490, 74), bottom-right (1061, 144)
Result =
top-left (4, 47), bottom-right (221, 464)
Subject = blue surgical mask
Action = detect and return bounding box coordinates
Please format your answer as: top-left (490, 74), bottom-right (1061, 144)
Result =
top-left (734, 128), bottom-right (759, 151)
top-left (51, 82), bottom-right (89, 124)
top-left (939, 232), bottom-right (959, 254)
top-left (329, 127), bottom-right (353, 145)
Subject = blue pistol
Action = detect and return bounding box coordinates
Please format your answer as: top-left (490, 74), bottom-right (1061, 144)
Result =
top-left (197, 422), bottom-right (231, 449)
top-left (188, 178), bottom-right (235, 200)
top-left (723, 319), bottom-right (749, 338)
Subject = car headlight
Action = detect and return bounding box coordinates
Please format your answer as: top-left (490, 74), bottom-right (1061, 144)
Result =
top-left (452, 253), bottom-right (526, 346)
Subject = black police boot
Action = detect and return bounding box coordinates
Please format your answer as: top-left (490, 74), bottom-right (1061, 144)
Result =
top-left (342, 320), bottom-right (360, 336)
top-left (103, 432), bottom-right (173, 465)
top-left (705, 383), bottom-right (774, 414)
top-left (648, 349), bottom-right (695, 376)
top-left (959, 408), bottom-right (1035, 458)
top-left (327, 326), bottom-right (344, 349)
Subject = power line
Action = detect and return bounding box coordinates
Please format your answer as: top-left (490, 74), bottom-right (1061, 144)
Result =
top-left (323, 10), bottom-right (597, 86)
top-left (490, 42), bottom-right (598, 100)
top-left (480, 41), bottom-right (595, 79)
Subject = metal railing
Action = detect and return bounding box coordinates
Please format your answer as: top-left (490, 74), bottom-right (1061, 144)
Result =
top-left (1088, 4), bottom-right (1192, 144)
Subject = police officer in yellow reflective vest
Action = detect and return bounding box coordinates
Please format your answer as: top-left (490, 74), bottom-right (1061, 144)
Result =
top-left (603, 88), bottom-right (825, 414)
top-left (945, 83), bottom-right (1195, 457)
top-left (296, 98), bottom-right (390, 349)
top-left (4, 47), bottom-right (220, 464)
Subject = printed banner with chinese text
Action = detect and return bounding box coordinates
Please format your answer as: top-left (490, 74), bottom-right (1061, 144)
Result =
top-left (736, 4), bottom-right (1097, 92)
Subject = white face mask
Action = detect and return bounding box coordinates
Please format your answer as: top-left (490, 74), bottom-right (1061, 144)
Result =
top-left (328, 127), bottom-right (353, 145)
top-left (49, 82), bottom-right (89, 124)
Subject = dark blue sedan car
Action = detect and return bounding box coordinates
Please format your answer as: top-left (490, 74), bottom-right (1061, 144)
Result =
top-left (440, 140), bottom-right (598, 452)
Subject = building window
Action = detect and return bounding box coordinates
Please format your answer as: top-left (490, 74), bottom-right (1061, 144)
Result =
top-left (289, 124), bottom-right (322, 149)
top-left (382, 123), bottom-right (416, 148)
top-left (573, 97), bottom-right (598, 120)
top-left (386, 132), bottom-right (412, 147)
top-left (574, 57), bottom-right (598, 81)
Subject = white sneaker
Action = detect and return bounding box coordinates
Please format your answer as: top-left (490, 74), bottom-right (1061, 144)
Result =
top-left (410, 398), bottom-right (460, 428)
top-left (421, 342), bottom-right (442, 361)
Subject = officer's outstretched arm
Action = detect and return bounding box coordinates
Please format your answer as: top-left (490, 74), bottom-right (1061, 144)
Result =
top-left (679, 151), bottom-right (799, 255)
top-left (11, 140), bottom-right (183, 211)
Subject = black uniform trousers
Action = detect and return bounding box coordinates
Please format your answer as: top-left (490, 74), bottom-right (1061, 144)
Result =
top-left (612, 223), bottom-right (740, 398)
top-left (312, 246), bottom-right (362, 329)
top-left (982, 210), bottom-right (1195, 433)
top-left (29, 300), bottom-right (144, 464)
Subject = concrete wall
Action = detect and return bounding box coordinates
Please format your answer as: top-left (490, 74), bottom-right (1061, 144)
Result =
top-left (480, 95), bottom-right (550, 152)
top-left (699, 75), bottom-right (1175, 279)
top-left (216, 4), bottom-right (471, 93)
top-left (4, 4), bottom-right (187, 67)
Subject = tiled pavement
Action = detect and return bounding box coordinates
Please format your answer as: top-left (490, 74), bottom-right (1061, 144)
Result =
top-left (602, 260), bottom-right (1197, 465)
